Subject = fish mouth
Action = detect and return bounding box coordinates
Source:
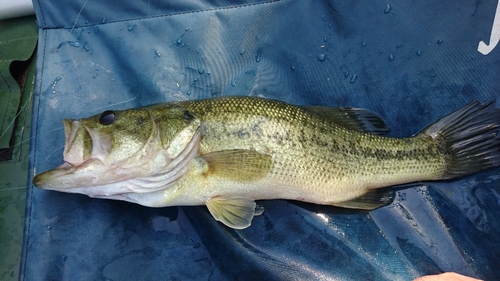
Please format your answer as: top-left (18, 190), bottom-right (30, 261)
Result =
top-left (33, 119), bottom-right (111, 189)
top-left (63, 119), bottom-right (93, 166)
top-left (62, 118), bottom-right (113, 167)
top-left (33, 158), bottom-right (104, 189)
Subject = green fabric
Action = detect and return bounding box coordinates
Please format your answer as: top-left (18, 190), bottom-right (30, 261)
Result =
top-left (0, 16), bottom-right (37, 281)
top-left (0, 16), bottom-right (37, 149)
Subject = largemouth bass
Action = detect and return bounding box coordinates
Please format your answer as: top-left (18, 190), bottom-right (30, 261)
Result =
top-left (34, 96), bottom-right (500, 229)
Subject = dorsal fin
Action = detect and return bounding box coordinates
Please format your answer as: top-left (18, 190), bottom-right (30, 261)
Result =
top-left (303, 106), bottom-right (390, 135)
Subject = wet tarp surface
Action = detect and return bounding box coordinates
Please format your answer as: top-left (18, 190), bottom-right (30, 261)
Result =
top-left (23, 0), bottom-right (500, 280)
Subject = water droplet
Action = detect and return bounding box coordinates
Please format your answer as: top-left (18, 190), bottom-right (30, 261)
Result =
top-left (362, 40), bottom-right (366, 47)
top-left (194, 77), bottom-right (198, 82)
top-left (349, 74), bottom-right (357, 84)
top-left (317, 53), bottom-right (326, 62)
top-left (128, 24), bottom-right (137, 31)
top-left (384, 4), bottom-right (392, 13)
top-left (344, 71), bottom-right (349, 78)
top-left (291, 65), bottom-right (295, 71)
top-left (206, 83), bottom-right (211, 87)
top-left (47, 225), bottom-right (51, 230)
top-left (52, 77), bottom-right (61, 94)
top-left (101, 18), bottom-right (106, 24)
top-left (85, 19), bottom-right (89, 24)
top-left (154, 50), bottom-right (161, 57)
top-left (321, 14), bottom-right (325, 20)
top-left (185, 27), bottom-right (190, 31)
top-left (437, 39), bottom-right (443, 44)
top-left (255, 54), bottom-right (261, 63)
top-left (177, 37), bottom-right (182, 45)
top-left (94, 25), bottom-right (99, 34)
top-left (396, 44), bottom-right (401, 48)
top-left (416, 50), bottom-right (422, 56)
top-left (187, 91), bottom-right (192, 95)
top-left (231, 80), bottom-right (237, 86)
top-left (323, 36), bottom-right (328, 42)
top-left (389, 54), bottom-right (395, 61)
top-left (239, 49), bottom-right (245, 55)
top-left (198, 68), bottom-right (204, 74)
top-left (92, 74), bottom-right (98, 79)
top-left (83, 44), bottom-right (90, 51)
top-left (68, 41), bottom-right (80, 47)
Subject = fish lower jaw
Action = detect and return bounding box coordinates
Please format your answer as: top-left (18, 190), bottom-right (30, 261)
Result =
top-left (34, 158), bottom-right (109, 189)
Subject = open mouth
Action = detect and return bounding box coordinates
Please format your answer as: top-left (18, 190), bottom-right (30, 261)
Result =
top-left (33, 119), bottom-right (112, 189)
top-left (61, 118), bottom-right (114, 165)
top-left (62, 119), bottom-right (93, 166)
top-left (32, 119), bottom-right (98, 189)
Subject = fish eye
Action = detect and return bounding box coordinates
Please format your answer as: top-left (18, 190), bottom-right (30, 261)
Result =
top-left (183, 110), bottom-right (194, 121)
top-left (99, 110), bottom-right (116, 125)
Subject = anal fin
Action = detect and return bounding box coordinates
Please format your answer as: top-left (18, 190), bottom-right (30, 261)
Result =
top-left (332, 189), bottom-right (395, 210)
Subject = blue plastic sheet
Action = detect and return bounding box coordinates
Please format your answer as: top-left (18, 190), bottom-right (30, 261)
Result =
top-left (23, 0), bottom-right (500, 280)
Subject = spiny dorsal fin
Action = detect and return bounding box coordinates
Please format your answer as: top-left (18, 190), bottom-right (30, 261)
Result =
top-left (200, 149), bottom-right (272, 182)
top-left (206, 196), bottom-right (257, 229)
top-left (303, 106), bottom-right (390, 135)
top-left (331, 189), bottom-right (394, 210)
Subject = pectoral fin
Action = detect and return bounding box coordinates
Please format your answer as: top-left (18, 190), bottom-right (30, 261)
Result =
top-left (206, 196), bottom-right (257, 229)
top-left (200, 149), bottom-right (272, 182)
top-left (332, 189), bottom-right (394, 210)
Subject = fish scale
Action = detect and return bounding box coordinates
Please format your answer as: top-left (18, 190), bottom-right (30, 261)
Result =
top-left (176, 97), bottom-right (446, 203)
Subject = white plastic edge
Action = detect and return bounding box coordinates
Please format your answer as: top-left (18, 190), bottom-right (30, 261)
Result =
top-left (0, 0), bottom-right (35, 20)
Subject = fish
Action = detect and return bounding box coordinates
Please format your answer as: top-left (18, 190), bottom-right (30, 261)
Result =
top-left (33, 96), bottom-right (500, 229)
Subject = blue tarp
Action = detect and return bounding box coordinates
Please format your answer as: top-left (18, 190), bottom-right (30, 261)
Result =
top-left (23, 0), bottom-right (500, 280)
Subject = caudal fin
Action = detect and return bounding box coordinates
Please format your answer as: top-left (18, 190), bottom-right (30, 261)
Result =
top-left (419, 100), bottom-right (500, 179)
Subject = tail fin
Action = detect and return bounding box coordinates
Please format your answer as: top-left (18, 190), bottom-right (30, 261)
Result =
top-left (419, 100), bottom-right (500, 179)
